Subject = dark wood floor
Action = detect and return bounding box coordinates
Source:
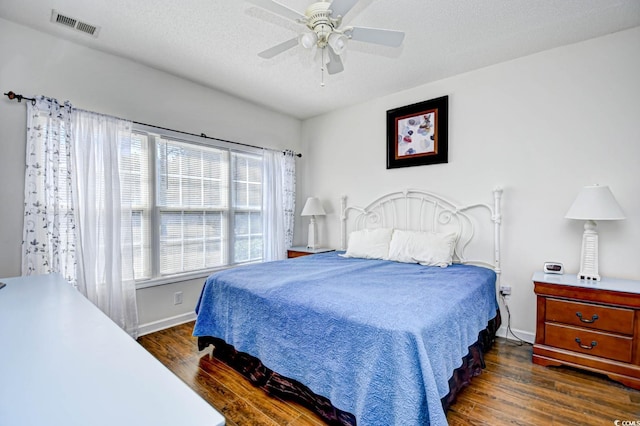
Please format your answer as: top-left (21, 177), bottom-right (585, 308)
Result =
top-left (138, 322), bottom-right (640, 425)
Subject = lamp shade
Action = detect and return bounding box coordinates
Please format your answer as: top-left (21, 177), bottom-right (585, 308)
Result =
top-left (565, 185), bottom-right (625, 220)
top-left (300, 32), bottom-right (318, 49)
top-left (301, 197), bottom-right (326, 216)
top-left (328, 33), bottom-right (347, 55)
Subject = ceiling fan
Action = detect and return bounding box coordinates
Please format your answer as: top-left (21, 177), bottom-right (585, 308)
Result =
top-left (248, 0), bottom-right (405, 77)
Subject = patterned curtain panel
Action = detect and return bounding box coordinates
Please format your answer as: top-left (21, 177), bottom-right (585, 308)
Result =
top-left (22, 97), bottom-right (77, 283)
top-left (262, 149), bottom-right (296, 261)
top-left (282, 150), bottom-right (296, 248)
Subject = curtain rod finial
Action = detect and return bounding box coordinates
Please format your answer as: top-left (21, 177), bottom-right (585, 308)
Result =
top-left (4, 91), bottom-right (36, 105)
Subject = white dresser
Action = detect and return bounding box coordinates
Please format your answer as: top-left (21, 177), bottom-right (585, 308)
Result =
top-left (0, 273), bottom-right (225, 426)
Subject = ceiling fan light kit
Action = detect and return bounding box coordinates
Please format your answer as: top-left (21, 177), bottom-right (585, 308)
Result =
top-left (300, 32), bottom-right (318, 49)
top-left (249, 0), bottom-right (405, 81)
top-left (327, 32), bottom-right (347, 55)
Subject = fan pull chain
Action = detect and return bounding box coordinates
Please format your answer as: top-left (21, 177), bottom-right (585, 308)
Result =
top-left (321, 46), bottom-right (325, 87)
top-left (320, 27), bottom-right (326, 87)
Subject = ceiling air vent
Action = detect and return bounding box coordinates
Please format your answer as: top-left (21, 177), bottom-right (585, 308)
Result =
top-left (50, 10), bottom-right (101, 38)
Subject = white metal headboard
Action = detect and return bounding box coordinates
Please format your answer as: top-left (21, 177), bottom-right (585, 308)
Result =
top-left (340, 188), bottom-right (503, 283)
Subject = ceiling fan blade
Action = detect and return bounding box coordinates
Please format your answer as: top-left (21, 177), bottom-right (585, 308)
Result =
top-left (258, 37), bottom-right (299, 58)
top-left (329, 0), bottom-right (359, 18)
top-left (346, 26), bottom-right (405, 47)
top-left (326, 48), bottom-right (344, 75)
top-left (247, 0), bottom-right (305, 21)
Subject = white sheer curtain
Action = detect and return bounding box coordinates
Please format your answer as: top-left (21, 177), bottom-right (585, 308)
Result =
top-left (71, 110), bottom-right (138, 338)
top-left (262, 149), bottom-right (296, 261)
top-left (22, 97), bottom-right (138, 338)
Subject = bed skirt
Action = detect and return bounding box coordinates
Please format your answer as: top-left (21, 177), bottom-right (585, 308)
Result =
top-left (197, 310), bottom-right (501, 425)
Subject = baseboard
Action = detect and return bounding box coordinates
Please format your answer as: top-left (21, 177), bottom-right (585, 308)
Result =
top-left (496, 325), bottom-right (535, 344)
top-left (138, 311), bottom-right (197, 337)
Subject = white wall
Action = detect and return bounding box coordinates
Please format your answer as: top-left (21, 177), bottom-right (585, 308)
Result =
top-left (300, 27), bottom-right (640, 340)
top-left (0, 18), bottom-right (302, 332)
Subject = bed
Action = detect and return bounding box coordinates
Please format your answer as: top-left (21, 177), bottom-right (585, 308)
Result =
top-left (194, 188), bottom-right (503, 425)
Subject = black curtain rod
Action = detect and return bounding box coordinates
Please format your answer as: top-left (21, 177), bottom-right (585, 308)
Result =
top-left (3, 91), bottom-right (302, 158)
top-left (131, 120), bottom-right (301, 157)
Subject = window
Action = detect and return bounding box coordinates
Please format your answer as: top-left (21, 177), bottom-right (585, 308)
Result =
top-left (232, 153), bottom-right (263, 263)
top-left (125, 128), bottom-right (263, 282)
top-left (120, 133), bottom-right (151, 280)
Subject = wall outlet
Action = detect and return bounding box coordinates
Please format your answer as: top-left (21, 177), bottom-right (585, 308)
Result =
top-left (499, 285), bottom-right (512, 296)
top-left (173, 291), bottom-right (183, 305)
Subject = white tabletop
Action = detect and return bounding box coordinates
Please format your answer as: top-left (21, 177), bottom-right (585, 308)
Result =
top-left (289, 246), bottom-right (334, 253)
top-left (532, 271), bottom-right (640, 295)
top-left (0, 273), bottom-right (225, 426)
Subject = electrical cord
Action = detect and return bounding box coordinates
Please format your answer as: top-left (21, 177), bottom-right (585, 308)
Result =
top-left (499, 293), bottom-right (531, 346)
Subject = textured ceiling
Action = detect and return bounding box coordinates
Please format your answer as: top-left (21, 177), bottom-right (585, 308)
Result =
top-left (1, 0), bottom-right (639, 119)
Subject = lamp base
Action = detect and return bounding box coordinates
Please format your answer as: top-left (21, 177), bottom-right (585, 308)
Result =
top-left (307, 217), bottom-right (317, 250)
top-left (577, 220), bottom-right (600, 281)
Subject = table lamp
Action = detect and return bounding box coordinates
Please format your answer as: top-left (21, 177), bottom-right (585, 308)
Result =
top-left (565, 184), bottom-right (625, 281)
top-left (301, 197), bottom-right (326, 250)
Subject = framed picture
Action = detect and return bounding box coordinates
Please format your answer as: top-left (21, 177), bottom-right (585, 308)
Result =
top-left (386, 96), bottom-right (448, 169)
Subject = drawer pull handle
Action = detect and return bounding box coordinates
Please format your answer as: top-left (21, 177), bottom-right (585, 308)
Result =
top-left (575, 338), bottom-right (597, 350)
top-left (575, 312), bottom-right (599, 323)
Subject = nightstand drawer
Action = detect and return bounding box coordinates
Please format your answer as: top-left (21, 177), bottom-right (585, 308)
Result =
top-left (545, 323), bottom-right (633, 363)
top-left (546, 298), bottom-right (635, 335)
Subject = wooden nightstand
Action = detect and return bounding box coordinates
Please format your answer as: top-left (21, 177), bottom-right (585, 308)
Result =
top-left (287, 246), bottom-right (334, 258)
top-left (532, 271), bottom-right (640, 390)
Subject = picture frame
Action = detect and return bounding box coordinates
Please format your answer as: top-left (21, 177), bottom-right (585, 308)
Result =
top-left (386, 95), bottom-right (448, 169)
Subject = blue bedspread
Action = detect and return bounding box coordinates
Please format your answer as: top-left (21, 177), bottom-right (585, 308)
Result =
top-left (194, 251), bottom-right (498, 425)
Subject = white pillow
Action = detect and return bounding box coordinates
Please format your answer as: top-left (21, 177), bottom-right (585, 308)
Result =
top-left (342, 228), bottom-right (393, 260)
top-left (388, 229), bottom-right (457, 267)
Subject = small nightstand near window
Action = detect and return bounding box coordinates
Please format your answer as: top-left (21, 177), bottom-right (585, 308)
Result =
top-left (532, 271), bottom-right (640, 390)
top-left (287, 246), bottom-right (334, 258)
